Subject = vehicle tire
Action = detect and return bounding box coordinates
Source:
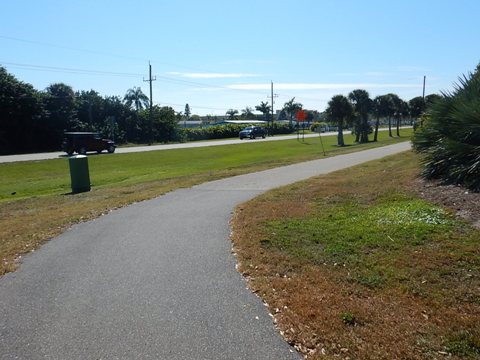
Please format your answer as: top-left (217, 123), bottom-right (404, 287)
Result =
top-left (262, 134), bottom-right (266, 139)
top-left (78, 147), bottom-right (87, 155)
top-left (107, 145), bottom-right (115, 153)
top-left (67, 150), bottom-right (74, 156)
top-left (251, 134), bottom-right (256, 139)
top-left (97, 150), bottom-right (102, 154)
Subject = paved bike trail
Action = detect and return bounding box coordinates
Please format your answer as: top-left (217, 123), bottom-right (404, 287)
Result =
top-left (0, 142), bottom-right (410, 359)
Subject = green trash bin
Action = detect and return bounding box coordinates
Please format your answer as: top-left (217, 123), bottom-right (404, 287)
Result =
top-left (69, 155), bottom-right (91, 193)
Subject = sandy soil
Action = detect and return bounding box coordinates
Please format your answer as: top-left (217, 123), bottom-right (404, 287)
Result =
top-left (413, 178), bottom-right (480, 229)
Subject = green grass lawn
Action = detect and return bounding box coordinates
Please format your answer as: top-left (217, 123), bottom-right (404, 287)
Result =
top-left (0, 130), bottom-right (412, 276)
top-left (231, 151), bottom-right (480, 358)
top-left (0, 129), bottom-right (412, 202)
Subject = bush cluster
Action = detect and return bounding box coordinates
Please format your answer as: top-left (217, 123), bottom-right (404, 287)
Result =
top-left (413, 64), bottom-right (480, 192)
top-left (182, 122), bottom-right (294, 141)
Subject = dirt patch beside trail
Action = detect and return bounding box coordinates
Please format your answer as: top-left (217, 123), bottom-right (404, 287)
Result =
top-left (413, 178), bottom-right (480, 228)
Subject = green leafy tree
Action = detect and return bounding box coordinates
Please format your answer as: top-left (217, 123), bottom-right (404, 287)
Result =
top-left (0, 66), bottom-right (44, 154)
top-left (348, 89), bottom-right (372, 143)
top-left (176, 111), bottom-right (183, 121)
top-left (154, 106), bottom-right (180, 142)
top-left (410, 94), bottom-right (443, 128)
top-left (43, 83), bottom-right (78, 148)
top-left (102, 95), bottom-right (133, 143)
top-left (425, 94), bottom-right (442, 106)
top-left (184, 103), bottom-right (191, 120)
top-left (140, 105), bottom-right (180, 143)
top-left (325, 95), bottom-right (354, 146)
top-left (413, 64), bottom-right (480, 191)
top-left (76, 90), bottom-right (105, 131)
top-left (408, 96), bottom-right (426, 121)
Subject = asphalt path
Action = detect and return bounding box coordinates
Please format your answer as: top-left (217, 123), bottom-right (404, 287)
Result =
top-left (0, 142), bottom-right (411, 359)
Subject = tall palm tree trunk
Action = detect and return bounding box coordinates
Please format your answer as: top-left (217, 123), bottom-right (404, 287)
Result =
top-left (373, 117), bottom-right (380, 142)
top-left (360, 116), bottom-right (369, 143)
top-left (337, 124), bottom-right (344, 146)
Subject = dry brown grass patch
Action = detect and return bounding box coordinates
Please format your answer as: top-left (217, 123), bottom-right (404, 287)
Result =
top-left (231, 151), bottom-right (480, 359)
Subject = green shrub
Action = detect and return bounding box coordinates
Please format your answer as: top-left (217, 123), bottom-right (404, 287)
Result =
top-left (445, 330), bottom-right (480, 356)
top-left (413, 64), bottom-right (480, 192)
top-left (269, 122), bottom-right (295, 135)
top-left (182, 122), bottom-right (294, 141)
top-left (340, 312), bottom-right (356, 325)
top-left (310, 122), bottom-right (328, 132)
top-left (182, 124), bottom-right (244, 141)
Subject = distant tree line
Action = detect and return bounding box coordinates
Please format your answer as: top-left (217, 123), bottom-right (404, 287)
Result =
top-left (324, 89), bottom-right (441, 146)
top-left (226, 100), bottom-right (323, 123)
top-left (1, 65), bottom-right (443, 156)
top-left (0, 67), bottom-right (179, 155)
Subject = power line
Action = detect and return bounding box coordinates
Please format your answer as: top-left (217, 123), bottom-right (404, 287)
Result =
top-left (1, 61), bottom-right (142, 77)
top-left (1, 58), bottom-right (304, 112)
top-left (1, 60), bottom-right (270, 98)
top-left (0, 34), bottom-right (264, 76)
top-left (0, 35), bottom-right (149, 63)
top-left (1, 35), bottom-right (340, 108)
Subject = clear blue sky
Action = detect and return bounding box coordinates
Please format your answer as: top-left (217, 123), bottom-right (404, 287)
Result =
top-left (1, 0), bottom-right (479, 115)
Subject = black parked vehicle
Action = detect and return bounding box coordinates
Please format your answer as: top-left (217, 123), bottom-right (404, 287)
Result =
top-left (239, 126), bottom-right (267, 140)
top-left (62, 132), bottom-right (116, 155)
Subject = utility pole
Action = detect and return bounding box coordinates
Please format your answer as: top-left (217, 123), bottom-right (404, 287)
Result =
top-left (269, 81), bottom-right (278, 135)
top-left (422, 75), bottom-right (426, 101)
top-left (144, 62), bottom-right (156, 144)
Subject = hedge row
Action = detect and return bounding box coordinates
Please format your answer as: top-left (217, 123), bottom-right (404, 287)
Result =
top-left (181, 123), bottom-right (295, 141)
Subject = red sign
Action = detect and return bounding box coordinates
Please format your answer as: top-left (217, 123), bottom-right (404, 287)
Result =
top-left (296, 110), bottom-right (306, 121)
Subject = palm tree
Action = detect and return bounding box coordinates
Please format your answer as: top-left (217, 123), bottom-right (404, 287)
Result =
top-left (226, 109), bottom-right (239, 120)
top-left (386, 94), bottom-right (408, 137)
top-left (383, 93), bottom-right (398, 137)
top-left (282, 97), bottom-right (303, 126)
top-left (413, 64), bottom-right (480, 191)
top-left (123, 87), bottom-right (149, 112)
top-left (255, 101), bottom-right (271, 122)
top-left (372, 95), bottom-right (390, 142)
top-left (348, 89), bottom-right (372, 143)
top-left (396, 99), bottom-right (409, 136)
top-left (240, 106), bottom-right (254, 120)
top-left (325, 95), bottom-right (354, 146)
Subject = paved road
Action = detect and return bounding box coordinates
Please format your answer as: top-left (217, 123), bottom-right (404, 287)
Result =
top-left (0, 142), bottom-right (411, 359)
top-left (0, 133), bottom-right (325, 164)
top-left (0, 128), bottom-right (412, 164)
